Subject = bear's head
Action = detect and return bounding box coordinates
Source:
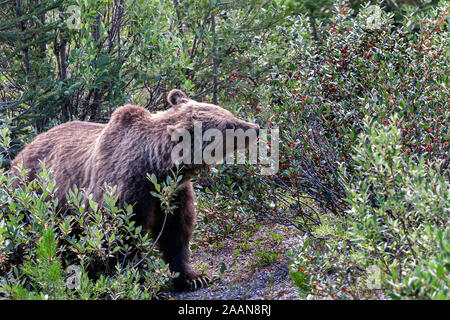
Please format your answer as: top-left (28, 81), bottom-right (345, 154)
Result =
top-left (164, 89), bottom-right (260, 169)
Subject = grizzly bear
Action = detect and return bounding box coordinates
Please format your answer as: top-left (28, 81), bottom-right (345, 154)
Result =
top-left (10, 89), bottom-right (259, 291)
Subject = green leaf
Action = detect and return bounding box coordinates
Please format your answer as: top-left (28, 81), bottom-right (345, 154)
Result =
top-left (219, 262), bottom-right (227, 275)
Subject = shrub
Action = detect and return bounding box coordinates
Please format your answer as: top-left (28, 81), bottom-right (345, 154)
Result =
top-left (346, 115), bottom-right (448, 274)
top-left (290, 117), bottom-right (449, 299)
top-left (390, 228), bottom-right (449, 300)
top-left (0, 132), bottom-right (176, 299)
top-left (345, 116), bottom-right (449, 299)
top-left (196, 1), bottom-right (449, 235)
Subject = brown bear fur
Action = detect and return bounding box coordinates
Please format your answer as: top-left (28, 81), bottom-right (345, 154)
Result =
top-left (10, 89), bottom-right (259, 291)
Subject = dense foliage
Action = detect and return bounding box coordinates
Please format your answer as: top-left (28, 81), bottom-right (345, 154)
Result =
top-left (290, 118), bottom-right (449, 299)
top-left (0, 0), bottom-right (449, 299)
top-left (0, 150), bottom-right (176, 299)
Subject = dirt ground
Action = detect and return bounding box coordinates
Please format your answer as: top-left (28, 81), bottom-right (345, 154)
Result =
top-left (171, 223), bottom-right (301, 300)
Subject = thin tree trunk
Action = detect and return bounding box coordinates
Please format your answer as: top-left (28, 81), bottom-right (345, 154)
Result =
top-left (173, 0), bottom-right (184, 34)
top-left (211, 13), bottom-right (218, 105)
top-left (309, 11), bottom-right (320, 43)
top-left (15, 0), bottom-right (30, 74)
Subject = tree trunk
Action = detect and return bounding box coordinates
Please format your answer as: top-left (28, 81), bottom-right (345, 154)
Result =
top-left (211, 12), bottom-right (218, 105)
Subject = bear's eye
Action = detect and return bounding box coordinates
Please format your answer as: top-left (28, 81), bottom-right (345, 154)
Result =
top-left (226, 122), bottom-right (235, 130)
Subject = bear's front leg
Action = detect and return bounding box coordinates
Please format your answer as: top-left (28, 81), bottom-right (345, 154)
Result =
top-left (154, 183), bottom-right (210, 291)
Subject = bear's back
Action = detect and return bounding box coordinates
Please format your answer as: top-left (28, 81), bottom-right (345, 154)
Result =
top-left (11, 121), bottom-right (106, 195)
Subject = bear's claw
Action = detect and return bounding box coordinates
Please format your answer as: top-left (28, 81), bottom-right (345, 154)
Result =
top-left (175, 274), bottom-right (211, 291)
top-left (187, 275), bottom-right (211, 290)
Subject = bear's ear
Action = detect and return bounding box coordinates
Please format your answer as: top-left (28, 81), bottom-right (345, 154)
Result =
top-left (167, 89), bottom-right (188, 107)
